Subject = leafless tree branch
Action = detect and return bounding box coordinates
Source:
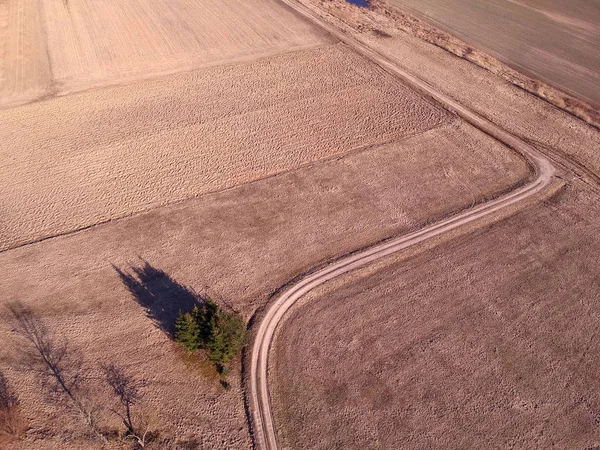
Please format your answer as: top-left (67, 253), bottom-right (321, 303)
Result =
top-left (0, 371), bottom-right (25, 438)
top-left (6, 302), bottom-right (106, 443)
top-left (102, 362), bottom-right (153, 447)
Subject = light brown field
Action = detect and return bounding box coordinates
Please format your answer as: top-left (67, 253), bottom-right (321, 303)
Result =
top-left (0, 43), bottom-right (451, 251)
top-left (0, 117), bottom-right (530, 448)
top-left (271, 178), bottom-right (600, 449)
top-left (1, 0), bottom-right (597, 447)
top-left (0, 0), bottom-right (329, 107)
top-left (385, 0), bottom-right (600, 107)
top-left (0, 0), bottom-right (52, 106)
top-left (300, 0), bottom-right (600, 179)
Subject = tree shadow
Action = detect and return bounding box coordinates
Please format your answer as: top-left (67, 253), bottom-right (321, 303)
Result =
top-left (113, 262), bottom-right (204, 338)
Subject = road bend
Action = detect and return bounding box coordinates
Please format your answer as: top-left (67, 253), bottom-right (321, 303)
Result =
top-left (249, 1), bottom-right (558, 449)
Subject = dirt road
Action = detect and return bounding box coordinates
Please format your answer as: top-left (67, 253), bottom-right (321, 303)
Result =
top-left (248, 1), bottom-right (558, 449)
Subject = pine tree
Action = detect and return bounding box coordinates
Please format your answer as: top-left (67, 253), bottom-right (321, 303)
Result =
top-left (174, 308), bottom-right (201, 352)
top-left (195, 299), bottom-right (218, 346)
top-left (207, 310), bottom-right (248, 365)
top-left (174, 299), bottom-right (248, 367)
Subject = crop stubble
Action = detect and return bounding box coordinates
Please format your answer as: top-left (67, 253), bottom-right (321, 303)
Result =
top-left (0, 44), bottom-right (450, 251)
top-left (0, 0), bottom-right (52, 107)
top-left (0, 0), bottom-right (329, 105)
top-left (271, 180), bottom-right (600, 449)
top-left (0, 117), bottom-right (530, 448)
top-left (299, 0), bottom-right (600, 179)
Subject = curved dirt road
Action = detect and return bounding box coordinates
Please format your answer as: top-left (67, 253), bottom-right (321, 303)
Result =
top-left (249, 2), bottom-right (558, 449)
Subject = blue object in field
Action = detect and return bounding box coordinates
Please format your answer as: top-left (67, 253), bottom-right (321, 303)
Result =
top-left (346, 0), bottom-right (370, 7)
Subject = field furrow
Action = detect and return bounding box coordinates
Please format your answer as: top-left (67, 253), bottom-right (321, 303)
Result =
top-left (0, 44), bottom-right (450, 251)
top-left (0, 0), bottom-right (51, 106)
top-left (39, 0), bottom-right (331, 95)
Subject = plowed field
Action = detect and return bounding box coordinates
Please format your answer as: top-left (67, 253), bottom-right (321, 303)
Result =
top-left (0, 0), bottom-right (329, 107)
top-left (0, 44), bottom-right (450, 251)
top-left (0, 0), bottom-right (52, 107)
top-left (271, 180), bottom-right (600, 449)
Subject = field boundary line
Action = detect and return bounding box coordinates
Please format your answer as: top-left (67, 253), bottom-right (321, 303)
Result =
top-left (0, 42), bottom-right (332, 111)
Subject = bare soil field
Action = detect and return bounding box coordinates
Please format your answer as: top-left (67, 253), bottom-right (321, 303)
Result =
top-left (271, 178), bottom-right (600, 449)
top-left (0, 0), bottom-right (329, 107)
top-left (2, 0), bottom-right (595, 448)
top-left (0, 117), bottom-right (529, 448)
top-left (299, 0), bottom-right (600, 179)
top-left (0, 0), bottom-right (52, 106)
top-left (385, 0), bottom-right (600, 107)
top-left (0, 43), bottom-right (451, 252)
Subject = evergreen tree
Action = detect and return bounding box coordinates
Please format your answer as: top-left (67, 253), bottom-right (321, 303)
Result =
top-left (174, 299), bottom-right (248, 367)
top-left (195, 299), bottom-right (218, 346)
top-left (174, 308), bottom-right (201, 352)
top-left (207, 310), bottom-right (248, 365)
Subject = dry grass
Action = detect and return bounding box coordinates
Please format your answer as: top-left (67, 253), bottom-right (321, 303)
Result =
top-left (271, 178), bottom-right (600, 449)
top-left (377, 1), bottom-right (600, 128)
top-left (0, 117), bottom-right (529, 448)
top-left (0, 0), bottom-right (329, 107)
top-left (0, 43), bottom-right (450, 251)
top-left (305, 0), bottom-right (600, 129)
top-left (0, 408), bottom-right (26, 441)
top-left (392, 14), bottom-right (600, 129)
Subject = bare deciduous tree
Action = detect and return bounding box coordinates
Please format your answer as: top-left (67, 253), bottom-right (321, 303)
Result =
top-left (102, 362), bottom-right (153, 448)
top-left (102, 363), bottom-right (141, 434)
top-left (6, 302), bottom-right (106, 443)
top-left (128, 410), bottom-right (157, 449)
top-left (0, 371), bottom-right (25, 439)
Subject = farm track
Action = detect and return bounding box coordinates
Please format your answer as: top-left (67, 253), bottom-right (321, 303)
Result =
top-left (247, 1), bottom-right (559, 449)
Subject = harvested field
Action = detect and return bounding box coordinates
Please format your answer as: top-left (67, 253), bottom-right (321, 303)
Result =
top-left (0, 117), bottom-right (529, 448)
top-left (0, 0), bottom-right (52, 107)
top-left (40, 0), bottom-right (329, 95)
top-left (2, 0), bottom-right (595, 448)
top-left (365, 30), bottom-right (600, 180)
top-left (299, 0), bottom-right (600, 179)
top-left (271, 179), bottom-right (600, 449)
top-left (0, 43), bottom-right (450, 251)
top-left (385, 0), bottom-right (600, 107)
top-left (0, 0), bottom-right (329, 107)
